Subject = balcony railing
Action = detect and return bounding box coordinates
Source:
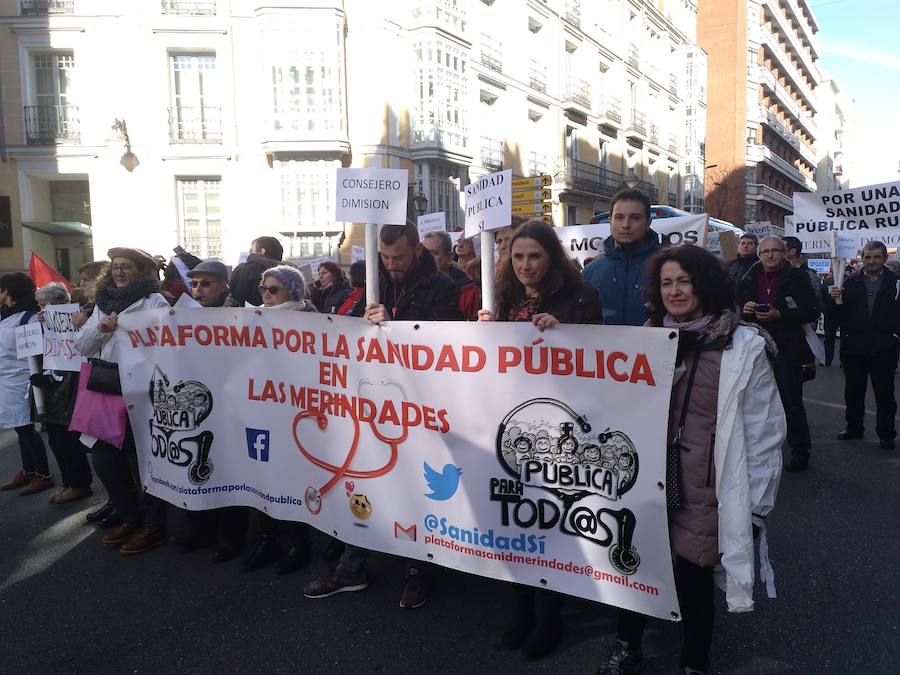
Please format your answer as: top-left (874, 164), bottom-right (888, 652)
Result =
top-left (559, 158), bottom-right (622, 198)
top-left (649, 123), bottom-right (659, 145)
top-left (627, 43), bottom-right (639, 68)
top-left (668, 135), bottom-right (678, 154)
top-left (528, 151), bottom-right (547, 177)
top-left (161, 0), bottom-right (217, 15)
top-left (746, 182), bottom-right (793, 210)
top-left (480, 136), bottom-right (503, 172)
top-left (20, 0), bottom-right (73, 14)
top-left (627, 110), bottom-right (647, 136)
top-left (565, 0), bottom-right (581, 28)
top-left (598, 95), bottom-right (622, 123)
top-left (667, 192), bottom-right (677, 206)
top-left (24, 105), bottom-right (79, 144)
top-left (528, 63), bottom-right (547, 93)
top-left (564, 77), bottom-right (591, 109)
top-left (479, 34), bottom-right (502, 73)
top-left (669, 74), bottom-right (678, 96)
top-left (168, 106), bottom-right (222, 143)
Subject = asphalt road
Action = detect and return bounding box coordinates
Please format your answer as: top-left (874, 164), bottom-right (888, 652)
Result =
top-left (1, 362), bottom-right (898, 674)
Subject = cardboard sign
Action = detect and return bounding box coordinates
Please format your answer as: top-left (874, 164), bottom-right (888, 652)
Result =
top-left (336, 168), bottom-right (409, 225)
top-left (829, 231), bottom-right (859, 259)
top-left (417, 211), bottom-right (446, 236)
top-left (807, 259), bottom-right (830, 274)
top-left (42, 303), bottom-right (86, 371)
top-left (790, 180), bottom-right (900, 254)
top-left (16, 323), bottom-right (43, 359)
top-left (464, 169), bottom-right (512, 236)
top-left (351, 245), bottom-right (365, 263)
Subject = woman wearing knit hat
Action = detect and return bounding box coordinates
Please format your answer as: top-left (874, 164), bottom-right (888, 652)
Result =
top-left (74, 247), bottom-right (171, 555)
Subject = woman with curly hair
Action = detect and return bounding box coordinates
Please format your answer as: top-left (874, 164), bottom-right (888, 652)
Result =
top-left (309, 261), bottom-right (350, 314)
top-left (596, 245), bottom-right (784, 675)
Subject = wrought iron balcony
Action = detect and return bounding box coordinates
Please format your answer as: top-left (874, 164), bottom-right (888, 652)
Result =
top-left (480, 136), bottom-right (503, 172)
top-left (564, 77), bottom-right (591, 109)
top-left (168, 106), bottom-right (222, 143)
top-left (628, 43), bottom-right (639, 68)
top-left (649, 122), bottom-right (659, 145)
top-left (667, 192), bottom-right (677, 206)
top-left (559, 158), bottom-right (622, 198)
top-left (528, 65), bottom-right (547, 93)
top-left (598, 96), bottom-right (622, 124)
top-left (161, 0), bottom-right (216, 15)
top-left (669, 74), bottom-right (678, 96)
top-left (479, 35), bottom-right (503, 73)
top-left (20, 0), bottom-right (73, 14)
top-left (24, 105), bottom-right (79, 144)
top-left (627, 110), bottom-right (647, 136)
top-left (565, 0), bottom-right (581, 28)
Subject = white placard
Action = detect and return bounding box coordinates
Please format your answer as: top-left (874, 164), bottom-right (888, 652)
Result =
top-left (417, 211), bottom-right (446, 236)
top-left (351, 245), bottom-right (365, 263)
top-left (464, 169), bottom-right (512, 236)
top-left (790, 180), bottom-right (900, 254)
top-left (336, 168), bottom-right (409, 225)
top-left (42, 303), bottom-right (86, 371)
top-left (174, 293), bottom-right (202, 309)
top-left (16, 323), bottom-right (43, 359)
top-left (705, 231), bottom-right (721, 254)
top-left (745, 222), bottom-right (774, 239)
top-left (116, 309), bottom-right (682, 620)
top-left (829, 230), bottom-right (860, 259)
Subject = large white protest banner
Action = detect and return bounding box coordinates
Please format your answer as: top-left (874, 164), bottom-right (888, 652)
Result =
top-left (116, 309), bottom-right (680, 620)
top-left (465, 169), bottom-right (512, 236)
top-left (42, 303), bottom-right (86, 371)
top-left (335, 168), bottom-right (408, 224)
top-left (554, 224), bottom-right (606, 265)
top-left (557, 215), bottom-right (708, 264)
top-left (790, 180), bottom-right (900, 254)
top-left (417, 211), bottom-right (446, 236)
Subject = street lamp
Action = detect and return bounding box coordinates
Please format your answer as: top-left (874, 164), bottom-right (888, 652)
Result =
top-left (112, 119), bottom-right (139, 172)
top-left (413, 192), bottom-right (428, 217)
top-left (624, 169), bottom-right (640, 190)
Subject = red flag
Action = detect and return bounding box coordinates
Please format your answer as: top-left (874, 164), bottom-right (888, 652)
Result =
top-left (28, 252), bottom-right (74, 290)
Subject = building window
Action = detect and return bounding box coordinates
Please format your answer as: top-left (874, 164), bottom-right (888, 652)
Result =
top-left (412, 38), bottom-right (467, 148)
top-left (161, 0), bottom-right (216, 15)
top-left (176, 178), bottom-right (222, 259)
top-left (279, 159), bottom-right (341, 234)
top-left (168, 53), bottom-right (221, 143)
top-left (269, 17), bottom-right (345, 135)
top-left (25, 51), bottom-right (78, 144)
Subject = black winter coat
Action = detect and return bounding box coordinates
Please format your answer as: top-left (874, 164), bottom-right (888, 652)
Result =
top-left (736, 261), bottom-right (817, 366)
top-left (349, 249), bottom-right (462, 321)
top-left (228, 253), bottom-right (283, 306)
top-left (828, 269), bottom-right (900, 356)
top-left (497, 278), bottom-right (604, 325)
top-left (310, 279), bottom-right (351, 314)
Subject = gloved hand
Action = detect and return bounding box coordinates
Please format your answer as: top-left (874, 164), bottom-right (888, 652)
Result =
top-left (30, 373), bottom-right (52, 388)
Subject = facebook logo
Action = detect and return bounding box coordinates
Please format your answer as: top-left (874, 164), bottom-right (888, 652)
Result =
top-left (246, 428), bottom-right (270, 462)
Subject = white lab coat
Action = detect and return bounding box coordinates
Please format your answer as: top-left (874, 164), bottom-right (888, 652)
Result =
top-left (0, 310), bottom-right (38, 428)
top-left (74, 294), bottom-right (170, 362)
top-left (714, 324), bottom-right (785, 612)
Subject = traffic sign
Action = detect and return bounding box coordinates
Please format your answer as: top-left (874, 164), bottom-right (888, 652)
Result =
top-left (511, 175), bottom-right (552, 189)
top-left (511, 189), bottom-right (552, 203)
top-left (511, 202), bottom-right (552, 216)
top-left (540, 215), bottom-right (553, 225)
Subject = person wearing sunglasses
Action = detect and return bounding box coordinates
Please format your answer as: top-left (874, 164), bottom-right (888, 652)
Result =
top-left (186, 260), bottom-right (230, 308)
top-left (241, 265), bottom-right (317, 575)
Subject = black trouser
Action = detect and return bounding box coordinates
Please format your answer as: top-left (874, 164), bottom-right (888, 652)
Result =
top-left (257, 512), bottom-right (310, 544)
top-left (842, 346), bottom-right (899, 441)
top-left (823, 315), bottom-right (838, 365)
top-left (14, 424), bottom-right (50, 476)
top-left (91, 423), bottom-right (166, 528)
top-left (45, 424), bottom-right (92, 489)
top-left (187, 506), bottom-right (249, 550)
top-left (773, 353), bottom-right (812, 461)
top-left (616, 556), bottom-right (715, 672)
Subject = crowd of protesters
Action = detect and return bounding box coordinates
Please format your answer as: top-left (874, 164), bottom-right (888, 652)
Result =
top-left (1, 188), bottom-right (898, 675)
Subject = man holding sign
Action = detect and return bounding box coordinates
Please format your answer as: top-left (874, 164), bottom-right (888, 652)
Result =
top-left (827, 241), bottom-right (900, 449)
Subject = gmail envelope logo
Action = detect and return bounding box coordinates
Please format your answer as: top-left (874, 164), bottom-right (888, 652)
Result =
top-left (394, 522), bottom-right (416, 542)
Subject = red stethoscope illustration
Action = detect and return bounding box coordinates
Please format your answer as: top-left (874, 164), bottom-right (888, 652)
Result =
top-left (293, 378), bottom-right (409, 514)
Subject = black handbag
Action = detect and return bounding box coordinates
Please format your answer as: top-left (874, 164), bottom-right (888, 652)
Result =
top-left (86, 358), bottom-right (122, 395)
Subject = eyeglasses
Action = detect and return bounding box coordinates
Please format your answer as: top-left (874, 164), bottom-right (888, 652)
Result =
top-left (110, 264), bottom-right (136, 273)
top-left (258, 285), bottom-right (285, 295)
top-left (759, 249), bottom-right (785, 256)
top-left (190, 279), bottom-right (216, 288)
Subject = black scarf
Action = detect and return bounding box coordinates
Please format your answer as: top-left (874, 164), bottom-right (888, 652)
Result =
top-left (95, 278), bottom-right (160, 314)
top-left (1, 298), bottom-right (40, 321)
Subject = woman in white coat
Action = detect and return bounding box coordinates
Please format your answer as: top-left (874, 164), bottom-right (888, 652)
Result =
top-left (0, 272), bottom-right (53, 495)
top-left (74, 248), bottom-right (170, 555)
top-left (597, 245), bottom-right (784, 675)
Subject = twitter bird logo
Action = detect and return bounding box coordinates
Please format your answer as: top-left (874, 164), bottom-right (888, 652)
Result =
top-left (423, 462), bottom-right (463, 501)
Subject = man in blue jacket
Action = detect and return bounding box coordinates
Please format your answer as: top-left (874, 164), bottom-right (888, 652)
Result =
top-left (828, 240), bottom-right (900, 449)
top-left (581, 189), bottom-right (661, 326)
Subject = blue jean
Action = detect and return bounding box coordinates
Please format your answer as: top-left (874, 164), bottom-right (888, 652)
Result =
top-left (15, 424), bottom-right (50, 477)
top-left (338, 543), bottom-right (369, 574)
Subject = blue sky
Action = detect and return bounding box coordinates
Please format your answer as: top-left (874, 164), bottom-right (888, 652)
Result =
top-left (812, 0), bottom-right (900, 186)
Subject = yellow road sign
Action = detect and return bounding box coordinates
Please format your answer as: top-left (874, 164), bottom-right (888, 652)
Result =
top-left (511, 202), bottom-right (552, 216)
top-left (539, 216), bottom-right (553, 225)
top-left (511, 175), bottom-right (552, 189)
top-left (511, 189), bottom-right (552, 203)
